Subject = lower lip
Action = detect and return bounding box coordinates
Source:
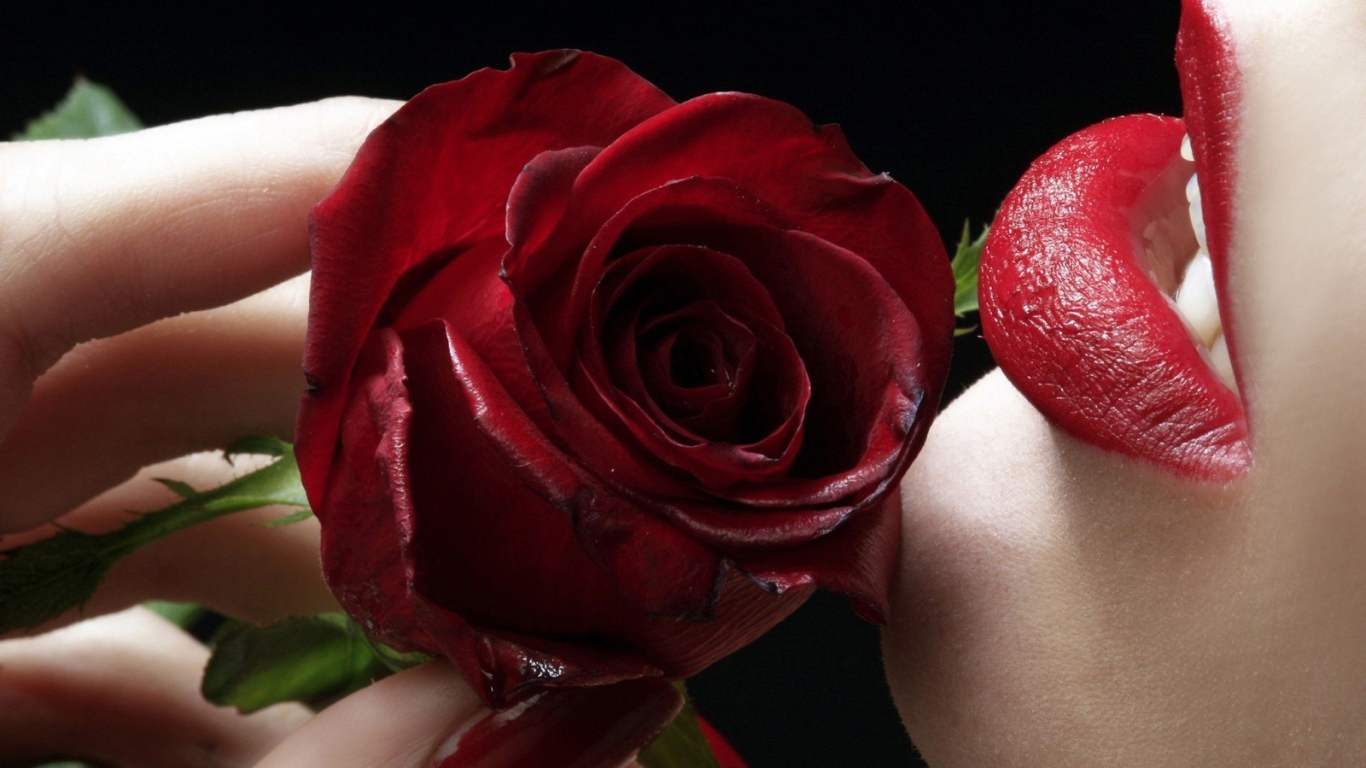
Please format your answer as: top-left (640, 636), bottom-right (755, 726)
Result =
top-left (979, 114), bottom-right (1249, 481)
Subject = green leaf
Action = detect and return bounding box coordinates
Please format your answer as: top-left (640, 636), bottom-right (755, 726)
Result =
top-left (202, 614), bottom-right (428, 714)
top-left (154, 478), bottom-right (198, 499)
top-left (144, 600), bottom-right (207, 629)
top-left (638, 682), bottom-right (723, 768)
top-left (951, 220), bottom-right (989, 333)
top-left (0, 444), bottom-right (309, 635)
top-left (16, 79), bottom-right (141, 140)
top-left (260, 508), bottom-right (315, 528)
top-left (226, 435), bottom-right (291, 459)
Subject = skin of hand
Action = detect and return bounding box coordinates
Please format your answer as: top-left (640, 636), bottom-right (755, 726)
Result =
top-left (0, 96), bottom-right (674, 768)
top-left (0, 97), bottom-right (499, 767)
top-left (884, 0), bottom-right (1366, 764)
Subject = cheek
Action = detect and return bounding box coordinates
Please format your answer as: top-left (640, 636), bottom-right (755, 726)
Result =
top-left (882, 371), bottom-right (1083, 752)
top-left (882, 370), bottom-right (1250, 762)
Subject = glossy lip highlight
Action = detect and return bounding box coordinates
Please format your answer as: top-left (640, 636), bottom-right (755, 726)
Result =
top-left (978, 0), bottom-right (1250, 481)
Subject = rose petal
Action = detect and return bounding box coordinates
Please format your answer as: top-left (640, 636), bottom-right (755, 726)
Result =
top-left (408, 601), bottom-right (665, 709)
top-left (628, 568), bottom-right (815, 678)
top-left (505, 146), bottom-right (603, 263)
top-left (510, 299), bottom-right (701, 500)
top-left (591, 247), bottom-right (790, 442)
top-left (635, 302), bottom-right (757, 432)
top-left (515, 91), bottom-right (954, 382)
top-left (512, 176), bottom-right (792, 368)
top-left (735, 487), bottom-right (904, 623)
top-left (574, 245), bottom-right (810, 489)
top-left (299, 50), bottom-right (675, 493)
top-left (316, 329), bottom-right (422, 650)
top-left (388, 237), bottom-right (559, 437)
top-left (399, 320), bottom-right (727, 624)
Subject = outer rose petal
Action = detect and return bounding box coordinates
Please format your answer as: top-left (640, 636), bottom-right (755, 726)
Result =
top-left (316, 329), bottom-right (421, 650)
top-left (736, 487), bottom-right (903, 623)
top-left (299, 50), bottom-right (675, 494)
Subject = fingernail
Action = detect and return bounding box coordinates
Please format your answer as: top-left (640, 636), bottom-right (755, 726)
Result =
top-left (433, 678), bottom-right (683, 768)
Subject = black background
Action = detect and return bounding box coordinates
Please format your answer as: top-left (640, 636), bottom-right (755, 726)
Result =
top-left (5, 3), bottom-right (1185, 765)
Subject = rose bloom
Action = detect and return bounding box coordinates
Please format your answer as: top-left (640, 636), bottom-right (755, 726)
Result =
top-left (296, 50), bottom-right (953, 708)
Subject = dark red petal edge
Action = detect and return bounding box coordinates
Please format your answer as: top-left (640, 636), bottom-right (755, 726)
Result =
top-left (697, 716), bottom-right (750, 768)
top-left (435, 678), bottom-right (683, 767)
top-left (736, 485), bottom-right (904, 623)
top-left (316, 329), bottom-right (423, 650)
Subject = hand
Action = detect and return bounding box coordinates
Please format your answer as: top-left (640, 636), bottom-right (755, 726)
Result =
top-left (0, 96), bottom-right (684, 768)
top-left (884, 1), bottom-right (1366, 764)
top-left (0, 96), bottom-right (403, 628)
top-left (0, 97), bottom-right (498, 767)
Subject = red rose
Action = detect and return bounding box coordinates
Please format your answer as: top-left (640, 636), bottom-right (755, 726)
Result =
top-left (296, 50), bottom-right (953, 708)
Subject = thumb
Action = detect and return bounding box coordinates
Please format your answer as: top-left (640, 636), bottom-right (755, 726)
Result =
top-left (257, 661), bottom-right (682, 768)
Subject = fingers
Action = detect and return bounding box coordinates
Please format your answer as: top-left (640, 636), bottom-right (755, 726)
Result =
top-left (254, 661), bottom-right (485, 768)
top-left (3, 451), bottom-right (337, 638)
top-left (258, 664), bottom-right (679, 768)
top-left (0, 273), bottom-right (309, 533)
top-left (0, 95), bottom-right (401, 434)
top-left (0, 606), bottom-right (310, 767)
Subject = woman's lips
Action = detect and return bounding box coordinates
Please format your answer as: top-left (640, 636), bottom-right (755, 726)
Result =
top-left (978, 0), bottom-right (1250, 481)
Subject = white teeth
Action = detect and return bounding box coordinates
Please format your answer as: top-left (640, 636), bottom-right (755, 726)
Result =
top-left (1209, 331), bottom-right (1237, 389)
top-left (1180, 134), bottom-right (1194, 162)
top-left (1186, 164), bottom-right (1208, 251)
top-left (1172, 135), bottom-right (1237, 393)
top-left (1191, 207), bottom-right (1207, 251)
top-left (1175, 251), bottom-right (1222, 347)
top-left (1185, 172), bottom-right (1201, 203)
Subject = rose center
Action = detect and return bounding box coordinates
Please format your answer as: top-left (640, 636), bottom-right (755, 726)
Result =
top-left (668, 330), bottom-right (728, 389)
top-left (636, 300), bottom-right (757, 432)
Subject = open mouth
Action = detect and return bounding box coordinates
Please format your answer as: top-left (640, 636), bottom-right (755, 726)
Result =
top-left (979, 0), bottom-right (1251, 481)
top-left (1174, 134), bottom-right (1236, 390)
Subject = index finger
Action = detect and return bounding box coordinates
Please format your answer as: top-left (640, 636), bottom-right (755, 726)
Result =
top-left (0, 96), bottom-right (401, 434)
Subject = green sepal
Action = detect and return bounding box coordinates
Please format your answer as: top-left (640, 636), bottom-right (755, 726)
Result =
top-left (951, 220), bottom-right (989, 336)
top-left (0, 443), bottom-right (308, 635)
top-left (16, 78), bottom-right (141, 140)
top-left (144, 600), bottom-right (207, 629)
top-left (638, 682), bottom-right (723, 768)
top-left (202, 613), bottom-right (429, 714)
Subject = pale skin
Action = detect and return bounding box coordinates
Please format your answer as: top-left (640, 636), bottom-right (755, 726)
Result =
top-left (0, 98), bottom-right (496, 767)
top-left (886, 0), bottom-right (1366, 764)
top-left (2, 1), bottom-right (1363, 763)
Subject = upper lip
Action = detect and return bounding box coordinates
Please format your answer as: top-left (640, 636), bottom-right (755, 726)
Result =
top-left (978, 0), bottom-right (1251, 481)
